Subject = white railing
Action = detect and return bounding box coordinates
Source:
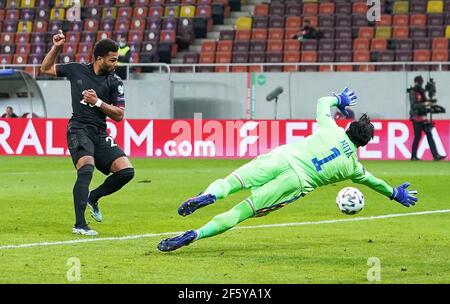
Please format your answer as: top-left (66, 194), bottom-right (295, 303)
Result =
top-left (1, 62), bottom-right (449, 78)
top-left (167, 61), bottom-right (450, 72)
top-left (0, 63), bottom-right (172, 80)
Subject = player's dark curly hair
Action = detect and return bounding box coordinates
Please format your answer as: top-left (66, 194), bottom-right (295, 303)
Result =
top-left (93, 38), bottom-right (119, 60)
top-left (346, 113), bottom-right (374, 147)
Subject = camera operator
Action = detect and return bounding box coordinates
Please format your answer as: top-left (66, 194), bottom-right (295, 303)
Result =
top-left (408, 75), bottom-right (445, 161)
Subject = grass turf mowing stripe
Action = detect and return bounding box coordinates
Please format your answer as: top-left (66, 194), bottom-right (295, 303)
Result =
top-left (1, 209), bottom-right (449, 250)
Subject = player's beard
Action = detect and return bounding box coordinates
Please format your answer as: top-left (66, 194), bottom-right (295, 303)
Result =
top-left (101, 63), bottom-right (115, 75)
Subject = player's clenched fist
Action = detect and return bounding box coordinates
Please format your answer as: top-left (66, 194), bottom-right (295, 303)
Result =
top-left (53, 29), bottom-right (65, 46)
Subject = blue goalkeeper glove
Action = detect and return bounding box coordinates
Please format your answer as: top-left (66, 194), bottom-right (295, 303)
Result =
top-left (390, 182), bottom-right (418, 207)
top-left (333, 87), bottom-right (358, 117)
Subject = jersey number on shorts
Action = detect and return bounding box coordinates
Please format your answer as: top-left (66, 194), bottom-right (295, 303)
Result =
top-left (311, 147), bottom-right (341, 172)
top-left (106, 136), bottom-right (117, 147)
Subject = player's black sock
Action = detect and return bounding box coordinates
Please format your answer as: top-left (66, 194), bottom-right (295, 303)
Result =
top-left (73, 164), bottom-right (94, 228)
top-left (89, 168), bottom-right (135, 203)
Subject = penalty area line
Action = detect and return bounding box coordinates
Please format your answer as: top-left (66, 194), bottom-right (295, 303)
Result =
top-left (0, 209), bottom-right (449, 250)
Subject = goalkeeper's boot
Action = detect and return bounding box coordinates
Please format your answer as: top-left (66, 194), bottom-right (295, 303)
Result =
top-left (157, 230), bottom-right (197, 252)
top-left (178, 193), bottom-right (216, 216)
top-left (87, 193), bottom-right (103, 222)
top-left (72, 224), bottom-right (98, 236)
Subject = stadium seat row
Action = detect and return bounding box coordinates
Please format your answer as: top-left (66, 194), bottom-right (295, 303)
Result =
top-left (254, 1), bottom-right (450, 16)
top-left (199, 37), bottom-right (450, 53)
top-left (0, 0), bottom-right (230, 8)
top-left (0, 4), bottom-right (220, 21)
top-left (220, 26), bottom-right (450, 41)
top-left (239, 14), bottom-right (450, 31)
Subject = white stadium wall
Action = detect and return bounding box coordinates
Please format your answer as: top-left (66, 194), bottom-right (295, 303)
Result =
top-left (37, 71), bottom-right (450, 120)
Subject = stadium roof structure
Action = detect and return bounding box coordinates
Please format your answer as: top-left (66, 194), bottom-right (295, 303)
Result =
top-left (0, 69), bottom-right (47, 118)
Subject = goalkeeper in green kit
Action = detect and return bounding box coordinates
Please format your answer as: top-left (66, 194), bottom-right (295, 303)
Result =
top-left (158, 88), bottom-right (419, 252)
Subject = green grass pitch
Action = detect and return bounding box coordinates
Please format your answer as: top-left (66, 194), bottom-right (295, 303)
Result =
top-left (0, 156), bottom-right (449, 283)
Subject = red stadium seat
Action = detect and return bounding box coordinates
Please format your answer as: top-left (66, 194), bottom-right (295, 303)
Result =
top-left (231, 65), bottom-right (248, 73)
top-left (63, 43), bottom-right (77, 54)
top-left (353, 50), bottom-right (370, 62)
top-left (15, 44), bottom-right (30, 55)
top-left (251, 28), bottom-right (267, 41)
top-left (267, 39), bottom-right (283, 52)
top-left (96, 31), bottom-right (112, 41)
top-left (253, 4), bottom-right (268, 16)
top-left (285, 16), bottom-right (301, 29)
top-left (0, 54), bottom-right (12, 64)
top-left (376, 15), bottom-right (392, 26)
top-left (352, 2), bottom-right (368, 14)
top-left (13, 54), bottom-right (27, 64)
top-left (393, 14), bottom-right (409, 26)
top-left (353, 38), bottom-right (370, 51)
top-left (118, 7), bottom-right (132, 18)
top-left (133, 6), bottom-right (148, 18)
top-left (359, 27), bottom-right (374, 39)
top-left (199, 51), bottom-right (215, 63)
top-left (410, 14), bottom-right (426, 27)
top-left (217, 40), bottom-right (233, 52)
top-left (268, 28), bottom-right (284, 40)
top-left (235, 30), bottom-right (251, 41)
top-left (130, 18), bottom-right (146, 31)
top-left (432, 50), bottom-right (447, 61)
top-left (371, 38), bottom-right (387, 51)
top-left (284, 39), bottom-right (300, 52)
top-left (414, 49), bottom-right (431, 61)
top-left (432, 37), bottom-right (448, 49)
top-left (283, 51), bottom-right (299, 72)
top-left (303, 3), bottom-right (318, 15)
top-left (201, 40), bottom-right (216, 52)
top-left (78, 42), bottom-right (93, 54)
top-left (319, 2), bottom-right (335, 15)
top-left (392, 26), bottom-right (409, 38)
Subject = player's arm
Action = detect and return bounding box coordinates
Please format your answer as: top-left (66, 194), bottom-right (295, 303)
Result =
top-left (317, 87), bottom-right (357, 129)
top-left (99, 102), bottom-right (124, 122)
top-left (82, 89), bottom-right (124, 122)
top-left (40, 30), bottom-right (65, 76)
top-left (316, 96), bottom-right (339, 128)
top-left (351, 169), bottom-right (393, 196)
top-left (352, 168), bottom-right (418, 207)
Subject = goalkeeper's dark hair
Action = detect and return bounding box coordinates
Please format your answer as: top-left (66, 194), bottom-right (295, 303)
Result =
top-left (346, 113), bottom-right (374, 147)
top-left (93, 38), bottom-right (119, 60)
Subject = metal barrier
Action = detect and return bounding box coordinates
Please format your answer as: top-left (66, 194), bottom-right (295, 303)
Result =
top-left (1, 62), bottom-right (448, 78)
top-left (0, 63), bottom-right (172, 80)
top-left (167, 61), bottom-right (450, 73)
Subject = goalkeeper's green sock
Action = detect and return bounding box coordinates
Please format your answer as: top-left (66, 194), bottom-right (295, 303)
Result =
top-left (195, 199), bottom-right (254, 240)
top-left (204, 174), bottom-right (242, 199)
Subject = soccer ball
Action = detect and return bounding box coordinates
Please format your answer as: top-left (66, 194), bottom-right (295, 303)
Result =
top-left (336, 187), bottom-right (365, 215)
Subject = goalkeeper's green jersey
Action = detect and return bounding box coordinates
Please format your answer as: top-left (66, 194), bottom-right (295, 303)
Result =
top-left (273, 96), bottom-right (393, 197)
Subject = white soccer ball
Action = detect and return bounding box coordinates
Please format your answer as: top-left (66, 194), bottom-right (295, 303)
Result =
top-left (336, 187), bottom-right (365, 215)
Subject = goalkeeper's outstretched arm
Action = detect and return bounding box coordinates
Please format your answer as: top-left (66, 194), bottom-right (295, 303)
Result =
top-left (316, 96), bottom-right (339, 129)
top-left (352, 170), bottom-right (418, 207)
top-left (316, 87), bottom-right (358, 129)
top-left (352, 169), bottom-right (393, 197)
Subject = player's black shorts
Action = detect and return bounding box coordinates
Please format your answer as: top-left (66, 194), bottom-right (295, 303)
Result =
top-left (67, 125), bottom-right (126, 175)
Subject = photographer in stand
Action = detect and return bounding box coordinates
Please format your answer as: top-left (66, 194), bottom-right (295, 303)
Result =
top-left (408, 75), bottom-right (446, 161)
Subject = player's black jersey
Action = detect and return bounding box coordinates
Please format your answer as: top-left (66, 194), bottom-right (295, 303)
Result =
top-left (56, 63), bottom-right (125, 130)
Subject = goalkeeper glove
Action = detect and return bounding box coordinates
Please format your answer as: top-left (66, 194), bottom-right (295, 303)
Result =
top-left (333, 87), bottom-right (357, 117)
top-left (390, 182), bottom-right (418, 207)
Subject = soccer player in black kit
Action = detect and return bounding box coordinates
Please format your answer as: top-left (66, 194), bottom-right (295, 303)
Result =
top-left (40, 30), bottom-right (135, 236)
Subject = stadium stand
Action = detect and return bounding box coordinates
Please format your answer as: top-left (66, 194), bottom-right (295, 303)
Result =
top-left (0, 0), bottom-right (449, 73)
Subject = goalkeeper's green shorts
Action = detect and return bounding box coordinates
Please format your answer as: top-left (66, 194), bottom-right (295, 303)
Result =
top-left (233, 152), bottom-right (306, 217)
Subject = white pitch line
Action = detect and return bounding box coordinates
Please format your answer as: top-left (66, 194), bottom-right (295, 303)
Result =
top-left (1, 209), bottom-right (449, 250)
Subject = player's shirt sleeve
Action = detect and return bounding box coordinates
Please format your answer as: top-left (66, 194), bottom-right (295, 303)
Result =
top-left (351, 163), bottom-right (393, 197)
top-left (55, 63), bottom-right (77, 78)
top-left (316, 96), bottom-right (339, 129)
top-left (111, 78), bottom-right (125, 109)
